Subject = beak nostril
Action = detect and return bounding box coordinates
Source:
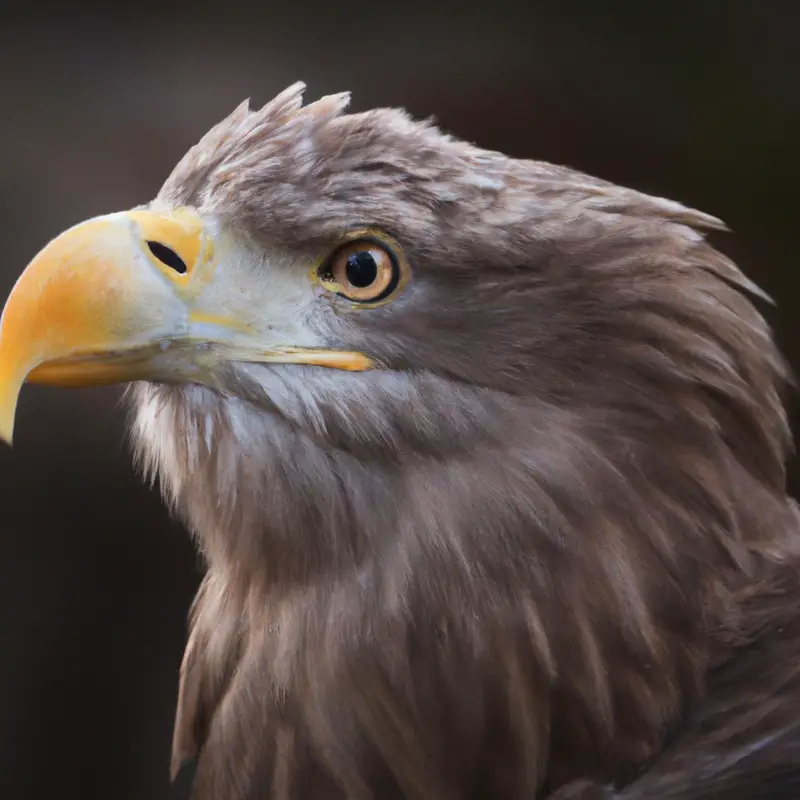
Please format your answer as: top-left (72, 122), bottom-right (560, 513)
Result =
top-left (147, 241), bottom-right (187, 274)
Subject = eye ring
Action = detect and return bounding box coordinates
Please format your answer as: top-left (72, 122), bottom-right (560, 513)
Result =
top-left (319, 233), bottom-right (409, 305)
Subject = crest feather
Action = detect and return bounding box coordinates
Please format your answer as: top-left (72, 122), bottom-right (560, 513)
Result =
top-left (156, 81), bottom-right (351, 208)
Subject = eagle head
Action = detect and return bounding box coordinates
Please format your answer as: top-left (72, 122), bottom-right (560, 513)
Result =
top-left (0, 83), bottom-right (795, 796)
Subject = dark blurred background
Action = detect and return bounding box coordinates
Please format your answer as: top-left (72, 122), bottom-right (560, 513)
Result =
top-left (0, 2), bottom-right (797, 798)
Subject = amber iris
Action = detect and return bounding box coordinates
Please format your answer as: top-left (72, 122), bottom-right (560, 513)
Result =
top-left (327, 240), bottom-right (400, 303)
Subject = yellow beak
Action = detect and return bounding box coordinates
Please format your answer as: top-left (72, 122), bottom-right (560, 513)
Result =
top-left (0, 207), bottom-right (371, 445)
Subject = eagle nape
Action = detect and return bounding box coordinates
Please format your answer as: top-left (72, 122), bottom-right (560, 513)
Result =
top-left (1, 82), bottom-right (800, 800)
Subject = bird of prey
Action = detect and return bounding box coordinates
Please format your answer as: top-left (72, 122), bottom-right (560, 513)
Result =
top-left (1, 82), bottom-right (799, 800)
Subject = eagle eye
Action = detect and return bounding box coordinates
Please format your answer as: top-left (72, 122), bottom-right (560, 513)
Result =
top-left (320, 235), bottom-right (408, 304)
top-left (146, 241), bottom-right (187, 274)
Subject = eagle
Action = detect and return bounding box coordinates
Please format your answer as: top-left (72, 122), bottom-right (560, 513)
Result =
top-left (1, 82), bottom-right (799, 800)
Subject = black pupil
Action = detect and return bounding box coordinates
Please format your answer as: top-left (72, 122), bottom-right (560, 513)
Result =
top-left (346, 250), bottom-right (378, 288)
top-left (147, 241), bottom-right (187, 274)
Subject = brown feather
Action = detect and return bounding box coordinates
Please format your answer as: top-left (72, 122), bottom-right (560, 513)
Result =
top-left (128, 83), bottom-right (800, 798)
